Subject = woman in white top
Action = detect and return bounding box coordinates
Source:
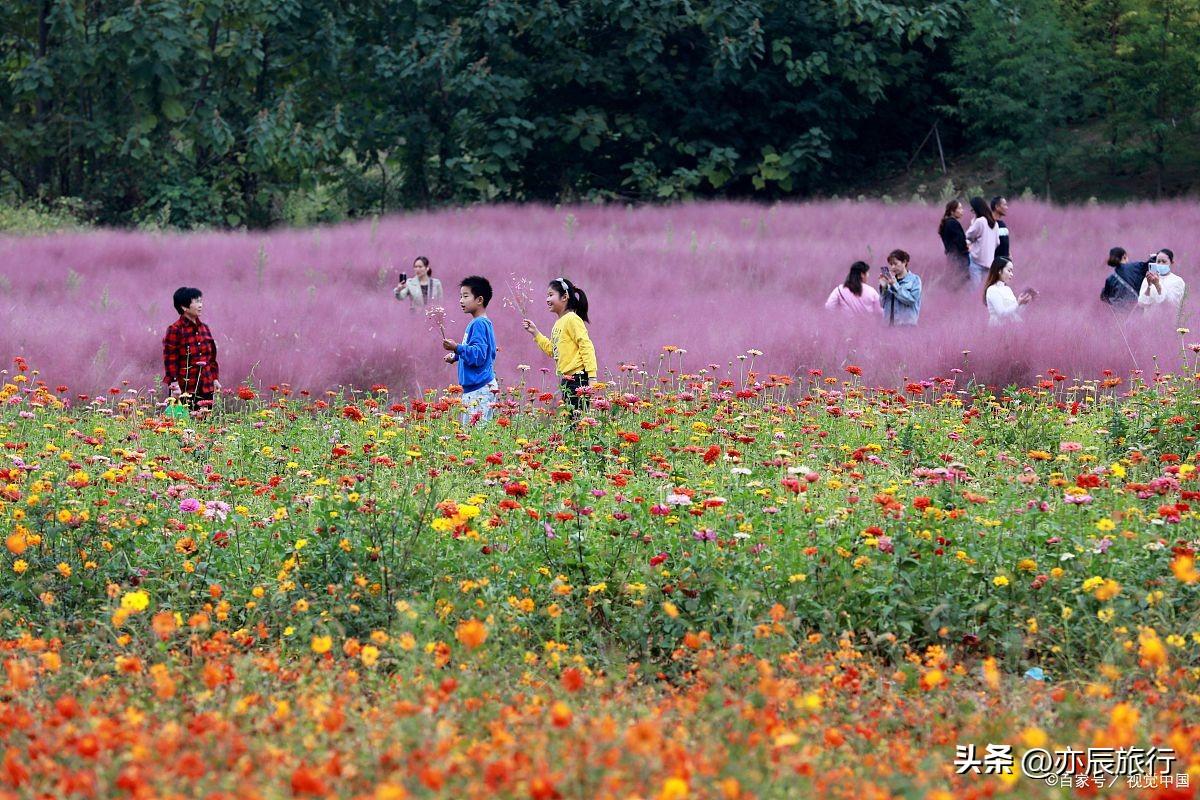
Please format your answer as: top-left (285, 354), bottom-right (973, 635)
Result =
top-left (394, 256), bottom-right (443, 309)
top-left (983, 256), bottom-right (1035, 325)
top-left (1138, 248), bottom-right (1186, 312)
top-left (965, 196), bottom-right (1000, 288)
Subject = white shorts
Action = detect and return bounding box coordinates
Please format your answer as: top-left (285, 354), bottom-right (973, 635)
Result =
top-left (460, 380), bottom-right (498, 425)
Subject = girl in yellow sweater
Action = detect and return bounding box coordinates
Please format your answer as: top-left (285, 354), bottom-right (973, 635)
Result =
top-left (522, 277), bottom-right (597, 412)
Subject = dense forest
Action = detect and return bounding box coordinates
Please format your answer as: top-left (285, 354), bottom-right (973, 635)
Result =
top-left (1, 0), bottom-right (1198, 228)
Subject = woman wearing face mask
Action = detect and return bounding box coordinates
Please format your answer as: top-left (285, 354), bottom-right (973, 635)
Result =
top-left (1138, 248), bottom-right (1185, 312)
top-left (394, 256), bottom-right (443, 309)
top-left (983, 256), bottom-right (1035, 326)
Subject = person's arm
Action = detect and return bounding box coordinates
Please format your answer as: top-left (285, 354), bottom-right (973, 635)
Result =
top-left (824, 287), bottom-right (842, 310)
top-left (207, 328), bottom-right (220, 385)
top-left (567, 316), bottom-right (597, 377)
top-left (431, 280), bottom-right (443, 301)
top-left (1166, 277), bottom-right (1186, 306)
top-left (534, 331), bottom-right (553, 358)
top-left (395, 280), bottom-right (412, 301)
top-left (890, 276), bottom-right (920, 308)
top-left (952, 223), bottom-right (969, 255)
top-left (455, 321), bottom-right (490, 368)
top-left (163, 325), bottom-right (181, 387)
top-left (965, 218), bottom-right (982, 243)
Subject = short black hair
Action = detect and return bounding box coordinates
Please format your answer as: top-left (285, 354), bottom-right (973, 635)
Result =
top-left (1158, 247), bottom-right (1175, 263)
top-left (887, 249), bottom-right (910, 265)
top-left (990, 195), bottom-right (1006, 210)
top-left (173, 287), bottom-right (202, 315)
top-left (459, 276), bottom-right (492, 307)
top-left (1107, 247), bottom-right (1126, 267)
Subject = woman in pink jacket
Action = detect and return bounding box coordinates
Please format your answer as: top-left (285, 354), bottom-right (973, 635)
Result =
top-left (824, 261), bottom-right (881, 315)
top-left (965, 196), bottom-right (999, 287)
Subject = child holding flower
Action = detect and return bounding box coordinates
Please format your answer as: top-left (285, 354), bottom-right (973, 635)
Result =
top-left (442, 276), bottom-right (498, 425)
top-left (522, 277), bottom-right (597, 413)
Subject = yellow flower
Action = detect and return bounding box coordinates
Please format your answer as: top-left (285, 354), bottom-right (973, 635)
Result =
top-left (1094, 579), bottom-right (1121, 602)
top-left (13, 559), bottom-right (28, 574)
top-left (120, 590), bottom-right (150, 612)
top-left (1021, 727), bottom-right (1048, 748)
top-left (662, 601), bottom-right (680, 618)
top-left (310, 635), bottom-right (333, 654)
top-left (1095, 518), bottom-right (1115, 532)
top-left (56, 562), bottom-right (72, 578)
top-left (360, 645), bottom-right (380, 667)
top-left (658, 777), bottom-right (689, 800)
top-left (992, 575), bottom-right (1010, 587)
top-left (1082, 576), bottom-right (1105, 593)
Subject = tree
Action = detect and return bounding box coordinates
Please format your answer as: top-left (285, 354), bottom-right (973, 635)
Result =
top-left (944, 0), bottom-right (1089, 197)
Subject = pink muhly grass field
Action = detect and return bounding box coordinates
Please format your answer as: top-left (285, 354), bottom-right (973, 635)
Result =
top-left (0, 200), bottom-right (1196, 396)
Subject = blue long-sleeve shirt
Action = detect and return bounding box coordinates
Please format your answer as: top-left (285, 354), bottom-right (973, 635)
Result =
top-left (453, 316), bottom-right (497, 393)
top-left (881, 272), bottom-right (922, 326)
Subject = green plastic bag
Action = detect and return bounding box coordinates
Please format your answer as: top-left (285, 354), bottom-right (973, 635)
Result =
top-left (164, 397), bottom-right (190, 420)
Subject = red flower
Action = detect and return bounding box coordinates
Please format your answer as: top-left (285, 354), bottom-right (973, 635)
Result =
top-left (550, 471), bottom-right (573, 483)
top-left (236, 386), bottom-right (256, 401)
top-left (844, 365), bottom-right (862, 376)
top-left (703, 445), bottom-right (721, 465)
top-left (504, 482), bottom-right (529, 497)
top-left (912, 496), bottom-right (932, 511)
top-left (341, 406), bottom-right (364, 421)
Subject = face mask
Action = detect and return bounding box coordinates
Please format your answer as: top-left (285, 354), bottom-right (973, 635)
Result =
top-left (1152, 263), bottom-right (1171, 276)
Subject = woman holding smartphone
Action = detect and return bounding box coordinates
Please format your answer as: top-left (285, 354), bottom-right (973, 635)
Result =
top-left (394, 256), bottom-right (443, 309)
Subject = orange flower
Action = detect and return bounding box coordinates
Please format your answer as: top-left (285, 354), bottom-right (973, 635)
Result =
top-left (550, 701), bottom-right (573, 728)
top-left (455, 618), bottom-right (488, 650)
top-left (1171, 555), bottom-right (1200, 584)
top-left (151, 611), bottom-right (177, 641)
top-left (560, 667), bottom-right (584, 693)
top-left (5, 531), bottom-right (28, 555)
top-left (1138, 628), bottom-right (1168, 670)
top-left (290, 764), bottom-right (327, 797)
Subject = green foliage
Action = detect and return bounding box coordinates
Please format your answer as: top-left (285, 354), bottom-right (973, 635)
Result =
top-left (945, 0), bottom-right (1090, 197)
top-left (0, 0), bottom-right (965, 225)
top-left (0, 198), bottom-right (88, 233)
top-left (2, 0), bottom-right (1198, 226)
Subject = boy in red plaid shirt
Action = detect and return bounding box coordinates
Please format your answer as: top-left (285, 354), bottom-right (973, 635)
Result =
top-left (162, 287), bottom-right (221, 409)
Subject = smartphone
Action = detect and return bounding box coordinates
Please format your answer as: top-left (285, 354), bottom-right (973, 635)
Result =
top-left (398, 272), bottom-right (407, 284)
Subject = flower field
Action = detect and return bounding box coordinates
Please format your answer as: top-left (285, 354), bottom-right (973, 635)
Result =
top-left (3, 348), bottom-right (1200, 798)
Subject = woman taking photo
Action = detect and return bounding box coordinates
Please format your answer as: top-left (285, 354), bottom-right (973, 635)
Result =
top-left (824, 261), bottom-right (881, 315)
top-left (983, 256), bottom-right (1035, 325)
top-left (394, 256), bottom-right (443, 309)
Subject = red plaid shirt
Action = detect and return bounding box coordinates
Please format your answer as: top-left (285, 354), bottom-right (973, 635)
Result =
top-left (162, 316), bottom-right (219, 396)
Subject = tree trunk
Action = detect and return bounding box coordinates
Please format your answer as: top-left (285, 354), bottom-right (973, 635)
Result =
top-left (34, 0), bottom-right (53, 195)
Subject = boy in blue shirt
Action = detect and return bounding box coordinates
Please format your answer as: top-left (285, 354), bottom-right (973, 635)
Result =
top-left (442, 275), bottom-right (498, 425)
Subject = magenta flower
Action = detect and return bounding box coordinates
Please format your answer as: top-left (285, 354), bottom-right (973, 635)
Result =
top-left (179, 498), bottom-right (201, 513)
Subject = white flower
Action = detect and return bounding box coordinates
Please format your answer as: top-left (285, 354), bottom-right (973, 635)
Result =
top-left (731, 467), bottom-right (752, 476)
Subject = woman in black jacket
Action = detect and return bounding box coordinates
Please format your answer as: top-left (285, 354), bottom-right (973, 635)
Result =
top-left (938, 200), bottom-right (969, 287)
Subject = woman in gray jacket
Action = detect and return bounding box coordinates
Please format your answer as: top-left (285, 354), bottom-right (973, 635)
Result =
top-left (394, 256), bottom-right (443, 309)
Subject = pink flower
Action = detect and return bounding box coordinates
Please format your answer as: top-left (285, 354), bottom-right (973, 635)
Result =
top-left (179, 498), bottom-right (201, 514)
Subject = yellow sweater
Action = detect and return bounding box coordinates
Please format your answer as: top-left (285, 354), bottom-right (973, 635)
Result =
top-left (535, 312), bottom-right (597, 378)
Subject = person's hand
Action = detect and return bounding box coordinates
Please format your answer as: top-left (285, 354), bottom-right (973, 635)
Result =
top-left (441, 338), bottom-right (457, 352)
top-left (1018, 292), bottom-right (1033, 306)
top-left (443, 353), bottom-right (456, 364)
top-left (1147, 271), bottom-right (1162, 288)
top-left (169, 382), bottom-right (181, 398)
top-left (522, 319), bottom-right (538, 336)
top-left (213, 379), bottom-right (222, 393)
